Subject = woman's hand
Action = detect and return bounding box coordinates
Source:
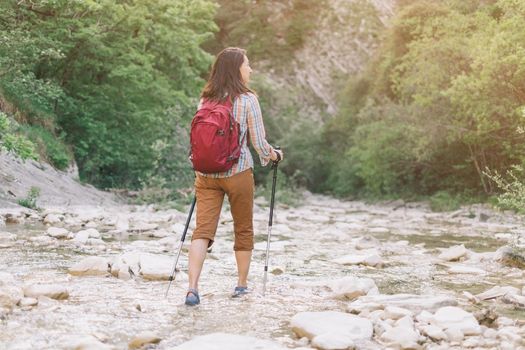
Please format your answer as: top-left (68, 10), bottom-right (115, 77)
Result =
top-left (271, 149), bottom-right (284, 162)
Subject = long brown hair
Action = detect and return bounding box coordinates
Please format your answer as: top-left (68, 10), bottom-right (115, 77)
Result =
top-left (201, 47), bottom-right (254, 102)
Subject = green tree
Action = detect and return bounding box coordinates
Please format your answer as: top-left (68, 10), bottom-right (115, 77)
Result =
top-left (0, 0), bottom-right (217, 188)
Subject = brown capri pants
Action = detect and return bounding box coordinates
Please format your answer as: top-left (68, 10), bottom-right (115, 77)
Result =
top-left (192, 168), bottom-right (255, 251)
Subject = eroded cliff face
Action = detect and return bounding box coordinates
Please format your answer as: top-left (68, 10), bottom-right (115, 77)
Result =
top-left (263, 0), bottom-right (396, 120)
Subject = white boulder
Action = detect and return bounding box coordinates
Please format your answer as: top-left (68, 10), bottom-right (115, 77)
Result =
top-left (46, 227), bottom-right (69, 239)
top-left (24, 284), bottom-right (69, 300)
top-left (291, 311), bottom-right (373, 349)
top-left (349, 294), bottom-right (457, 314)
top-left (327, 276), bottom-right (378, 300)
top-left (69, 256), bottom-right (110, 276)
top-left (438, 244), bottom-right (468, 261)
top-left (431, 306), bottom-right (481, 336)
top-left (333, 252), bottom-right (384, 267)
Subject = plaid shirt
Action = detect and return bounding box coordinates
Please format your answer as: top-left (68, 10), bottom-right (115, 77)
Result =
top-left (197, 92), bottom-right (275, 178)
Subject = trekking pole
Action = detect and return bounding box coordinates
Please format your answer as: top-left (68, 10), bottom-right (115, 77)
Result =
top-left (262, 147), bottom-right (281, 296)
top-left (165, 196), bottom-right (197, 298)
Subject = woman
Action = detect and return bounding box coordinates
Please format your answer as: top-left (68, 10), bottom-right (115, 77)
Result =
top-left (185, 47), bottom-right (283, 306)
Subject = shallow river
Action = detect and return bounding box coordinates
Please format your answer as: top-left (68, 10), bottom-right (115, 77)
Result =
top-left (1, 194), bottom-right (524, 349)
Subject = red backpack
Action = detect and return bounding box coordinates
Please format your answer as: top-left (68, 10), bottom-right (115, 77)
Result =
top-left (189, 98), bottom-right (244, 173)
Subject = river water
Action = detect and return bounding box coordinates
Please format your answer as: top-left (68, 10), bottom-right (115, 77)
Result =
top-left (0, 193), bottom-right (524, 349)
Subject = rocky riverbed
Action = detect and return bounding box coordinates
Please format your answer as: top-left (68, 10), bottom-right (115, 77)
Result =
top-left (1, 192), bottom-right (524, 349)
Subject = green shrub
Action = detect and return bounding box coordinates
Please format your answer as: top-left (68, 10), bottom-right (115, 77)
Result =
top-left (17, 186), bottom-right (40, 210)
top-left (0, 112), bottom-right (37, 160)
top-left (21, 125), bottom-right (71, 170)
top-left (485, 165), bottom-right (525, 213)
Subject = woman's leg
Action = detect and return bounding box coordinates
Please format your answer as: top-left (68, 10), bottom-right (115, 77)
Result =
top-left (235, 250), bottom-right (252, 287)
top-left (188, 175), bottom-right (224, 294)
top-left (188, 238), bottom-right (210, 291)
top-left (225, 169), bottom-right (255, 288)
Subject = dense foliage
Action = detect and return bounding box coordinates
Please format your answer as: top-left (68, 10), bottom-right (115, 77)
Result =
top-left (208, 0), bottom-right (326, 62)
top-left (319, 0), bottom-right (525, 200)
top-left (0, 0), bottom-right (216, 189)
top-left (2, 0), bottom-right (525, 209)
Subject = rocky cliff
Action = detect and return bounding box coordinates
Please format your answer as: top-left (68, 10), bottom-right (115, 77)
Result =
top-left (264, 0), bottom-right (395, 119)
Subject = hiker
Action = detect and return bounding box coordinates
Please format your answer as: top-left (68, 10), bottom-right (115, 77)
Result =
top-left (185, 47), bottom-right (284, 306)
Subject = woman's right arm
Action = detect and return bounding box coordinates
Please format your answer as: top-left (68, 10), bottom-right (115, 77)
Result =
top-left (244, 94), bottom-right (280, 166)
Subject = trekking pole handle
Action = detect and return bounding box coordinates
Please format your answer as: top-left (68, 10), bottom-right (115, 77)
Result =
top-left (272, 146), bottom-right (281, 165)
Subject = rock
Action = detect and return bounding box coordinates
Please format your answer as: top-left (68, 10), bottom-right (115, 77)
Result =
top-left (72, 232), bottom-right (89, 244)
top-left (432, 306), bottom-right (481, 336)
top-left (333, 252), bottom-right (384, 267)
top-left (502, 293), bottom-right (525, 306)
top-left (271, 267), bottom-right (284, 275)
top-left (0, 272), bottom-right (23, 311)
top-left (128, 331), bottom-right (161, 349)
top-left (19, 297), bottom-right (38, 307)
top-left (444, 327), bottom-right (464, 342)
top-left (438, 244), bottom-right (468, 261)
top-left (415, 310), bottom-right (434, 324)
top-left (479, 213), bottom-right (491, 222)
top-left (497, 326), bottom-right (523, 344)
top-left (373, 319), bottom-right (391, 337)
top-left (46, 227), bottom-right (69, 239)
top-left (29, 235), bottom-right (56, 245)
top-left (291, 311), bottom-right (373, 348)
top-left (420, 325), bottom-right (447, 341)
top-left (111, 252), bottom-right (141, 278)
top-left (43, 214), bottom-right (63, 225)
top-left (474, 308), bottom-right (498, 327)
top-left (69, 256), bottom-right (110, 276)
top-left (462, 336), bottom-right (484, 348)
top-left (348, 294), bottom-right (457, 314)
top-left (311, 333), bottom-right (355, 350)
top-left (475, 285), bottom-right (521, 300)
top-left (380, 323), bottom-right (421, 349)
top-left (383, 306), bottom-right (414, 320)
top-left (327, 276), bottom-right (378, 300)
top-left (462, 291), bottom-right (479, 304)
top-left (139, 253), bottom-right (176, 281)
top-left (172, 333), bottom-right (286, 350)
top-left (24, 284), bottom-right (69, 300)
top-left (494, 245), bottom-right (525, 269)
top-left (396, 315), bottom-right (414, 328)
top-left (73, 228), bottom-right (101, 244)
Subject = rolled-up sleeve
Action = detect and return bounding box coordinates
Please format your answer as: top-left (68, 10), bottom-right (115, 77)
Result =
top-left (246, 94), bottom-right (275, 166)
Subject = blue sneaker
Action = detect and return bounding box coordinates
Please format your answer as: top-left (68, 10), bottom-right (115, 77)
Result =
top-left (185, 289), bottom-right (200, 306)
top-left (231, 286), bottom-right (248, 298)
